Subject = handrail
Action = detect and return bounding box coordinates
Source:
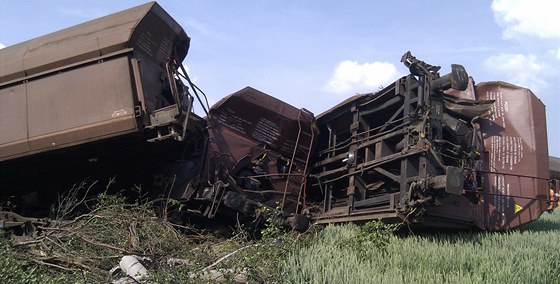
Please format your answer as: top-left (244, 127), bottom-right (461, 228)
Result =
top-left (281, 109), bottom-right (315, 213)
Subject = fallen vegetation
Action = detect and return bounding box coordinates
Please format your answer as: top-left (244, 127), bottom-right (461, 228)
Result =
top-left (0, 182), bottom-right (311, 283)
top-left (1, 183), bottom-right (559, 283)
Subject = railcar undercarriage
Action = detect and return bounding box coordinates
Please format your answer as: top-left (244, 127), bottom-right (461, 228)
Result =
top-left (308, 52), bottom-right (549, 230)
top-left (0, 1), bottom-right (550, 232)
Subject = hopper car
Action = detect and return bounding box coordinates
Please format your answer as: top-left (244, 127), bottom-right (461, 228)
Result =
top-left (0, 2), bottom-right (552, 232)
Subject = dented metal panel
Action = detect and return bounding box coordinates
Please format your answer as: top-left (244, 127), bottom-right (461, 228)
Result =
top-left (198, 87), bottom-right (317, 216)
top-left (208, 87), bottom-right (314, 168)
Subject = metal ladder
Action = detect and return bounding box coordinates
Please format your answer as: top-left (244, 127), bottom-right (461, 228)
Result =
top-left (281, 109), bottom-right (315, 213)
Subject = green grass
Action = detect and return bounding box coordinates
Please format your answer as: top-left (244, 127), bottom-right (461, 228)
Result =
top-left (1, 201), bottom-right (558, 283)
top-left (281, 210), bottom-right (560, 284)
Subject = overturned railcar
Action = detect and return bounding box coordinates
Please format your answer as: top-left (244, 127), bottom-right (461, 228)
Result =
top-left (0, 2), bottom-right (195, 160)
top-left (0, 2), bottom-right (551, 231)
top-left (309, 53), bottom-right (549, 230)
top-left (161, 87), bottom-right (317, 228)
top-left (0, 2), bottom-right (205, 219)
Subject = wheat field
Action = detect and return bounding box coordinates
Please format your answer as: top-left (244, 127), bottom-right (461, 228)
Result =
top-left (282, 210), bottom-right (560, 284)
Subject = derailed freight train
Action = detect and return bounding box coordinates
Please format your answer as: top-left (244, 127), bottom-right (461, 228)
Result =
top-left (0, 2), bottom-right (551, 231)
top-left (310, 53), bottom-right (549, 230)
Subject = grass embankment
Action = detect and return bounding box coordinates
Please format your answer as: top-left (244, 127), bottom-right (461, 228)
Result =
top-left (282, 210), bottom-right (560, 284)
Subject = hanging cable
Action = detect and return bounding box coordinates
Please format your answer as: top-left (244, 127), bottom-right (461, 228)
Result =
top-left (178, 64), bottom-right (210, 116)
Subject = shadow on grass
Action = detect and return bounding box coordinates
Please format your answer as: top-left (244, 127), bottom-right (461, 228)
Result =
top-left (395, 227), bottom-right (488, 246)
top-left (394, 210), bottom-right (560, 244)
top-left (517, 210), bottom-right (560, 232)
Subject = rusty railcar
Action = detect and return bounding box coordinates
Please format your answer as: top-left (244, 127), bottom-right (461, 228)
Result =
top-left (0, 2), bottom-right (195, 161)
top-left (0, 2), bottom-right (206, 220)
top-left (0, 2), bottom-right (316, 230)
top-left (0, 2), bottom-right (552, 232)
top-left (308, 53), bottom-right (549, 230)
top-left (160, 87), bottom-right (317, 229)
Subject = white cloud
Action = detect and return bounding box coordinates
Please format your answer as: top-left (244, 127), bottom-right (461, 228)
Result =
top-left (550, 48), bottom-right (560, 61)
top-left (483, 53), bottom-right (550, 92)
top-left (0, 43), bottom-right (5, 49)
top-left (492, 0), bottom-right (560, 39)
top-left (326, 60), bottom-right (401, 94)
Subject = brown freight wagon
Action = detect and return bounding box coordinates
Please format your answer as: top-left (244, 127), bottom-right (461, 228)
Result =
top-left (0, 2), bottom-right (315, 230)
top-left (0, 2), bottom-right (195, 161)
top-left (0, 2), bottom-right (209, 221)
top-left (308, 53), bottom-right (550, 230)
top-left (0, 2), bottom-right (552, 232)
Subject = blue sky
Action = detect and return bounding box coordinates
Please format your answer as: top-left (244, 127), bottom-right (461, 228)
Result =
top-left (1, 0), bottom-right (558, 156)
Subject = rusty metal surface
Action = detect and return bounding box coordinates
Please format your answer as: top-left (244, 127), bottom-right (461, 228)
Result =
top-left (208, 87), bottom-right (315, 168)
top-left (199, 86), bottom-right (317, 215)
top-left (477, 81), bottom-right (549, 230)
top-left (27, 57), bottom-right (136, 147)
top-left (0, 0), bottom-right (551, 232)
top-left (308, 53), bottom-right (549, 231)
top-left (394, 81), bottom-right (549, 230)
top-left (0, 54), bottom-right (140, 161)
top-left (0, 2), bottom-right (191, 161)
top-left (0, 84), bottom-right (28, 157)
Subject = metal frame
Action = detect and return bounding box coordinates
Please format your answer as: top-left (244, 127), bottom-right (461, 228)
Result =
top-left (312, 52), bottom-right (473, 224)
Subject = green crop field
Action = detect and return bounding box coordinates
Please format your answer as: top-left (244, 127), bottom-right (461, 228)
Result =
top-left (282, 210), bottom-right (560, 284)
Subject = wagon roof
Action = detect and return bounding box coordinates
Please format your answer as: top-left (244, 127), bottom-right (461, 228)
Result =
top-left (0, 1), bottom-right (189, 85)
